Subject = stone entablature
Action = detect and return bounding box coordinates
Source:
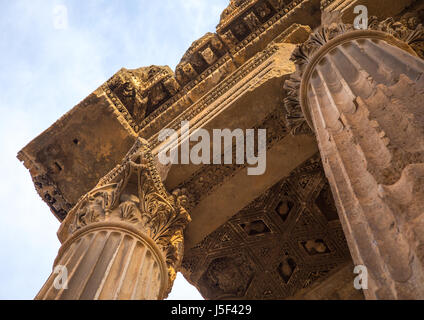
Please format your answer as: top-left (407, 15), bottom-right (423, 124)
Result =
top-left (285, 12), bottom-right (424, 298)
top-left (17, 25), bottom-right (311, 221)
top-left (17, 0), bottom-right (417, 221)
top-left (18, 0), bottom-right (322, 221)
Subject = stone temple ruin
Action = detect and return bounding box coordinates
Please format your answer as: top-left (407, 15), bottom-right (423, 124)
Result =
top-left (18, 0), bottom-right (424, 299)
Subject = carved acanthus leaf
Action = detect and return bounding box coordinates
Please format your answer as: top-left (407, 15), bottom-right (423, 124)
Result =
top-left (283, 16), bottom-right (424, 136)
top-left (119, 201), bottom-right (142, 223)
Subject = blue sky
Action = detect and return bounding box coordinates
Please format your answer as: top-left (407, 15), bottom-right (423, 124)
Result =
top-left (0, 0), bottom-right (229, 300)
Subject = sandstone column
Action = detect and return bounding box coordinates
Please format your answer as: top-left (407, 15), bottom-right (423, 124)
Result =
top-left (35, 138), bottom-right (191, 300)
top-left (284, 18), bottom-right (424, 299)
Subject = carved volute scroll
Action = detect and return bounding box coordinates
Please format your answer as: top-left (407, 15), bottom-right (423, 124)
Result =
top-left (284, 15), bottom-right (424, 299)
top-left (36, 138), bottom-right (191, 300)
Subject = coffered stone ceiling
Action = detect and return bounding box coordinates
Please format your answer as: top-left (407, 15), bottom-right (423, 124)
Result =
top-left (181, 154), bottom-right (364, 299)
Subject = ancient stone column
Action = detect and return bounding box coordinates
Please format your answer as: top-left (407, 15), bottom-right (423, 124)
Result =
top-left (284, 17), bottom-right (424, 299)
top-left (35, 138), bottom-right (191, 300)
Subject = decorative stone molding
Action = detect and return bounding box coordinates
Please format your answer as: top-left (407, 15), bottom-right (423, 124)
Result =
top-left (140, 0), bottom-right (320, 137)
top-left (19, 1), bottom-right (424, 302)
top-left (218, 0), bottom-right (257, 31)
top-left (283, 16), bottom-right (424, 135)
top-left (18, 25), bottom-right (307, 224)
top-left (18, 2), bottom-right (320, 222)
top-left (217, 0), bottom-right (316, 53)
top-left (175, 33), bottom-right (228, 86)
top-left (176, 106), bottom-right (289, 209)
top-left (320, 0), bottom-right (352, 11)
top-left (37, 138), bottom-right (191, 299)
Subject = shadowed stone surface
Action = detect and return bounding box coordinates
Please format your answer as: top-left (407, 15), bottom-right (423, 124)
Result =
top-left (18, 0), bottom-right (424, 300)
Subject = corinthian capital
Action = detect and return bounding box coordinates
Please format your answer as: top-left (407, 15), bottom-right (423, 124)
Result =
top-left (57, 138), bottom-right (191, 297)
top-left (283, 16), bottom-right (424, 135)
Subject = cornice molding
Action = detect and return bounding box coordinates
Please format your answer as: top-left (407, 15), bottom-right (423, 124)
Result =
top-left (58, 138), bottom-right (191, 296)
top-left (145, 43), bottom-right (282, 149)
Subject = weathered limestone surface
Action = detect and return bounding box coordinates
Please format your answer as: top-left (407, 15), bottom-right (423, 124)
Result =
top-left (321, 0), bottom-right (415, 20)
top-left (182, 154), bottom-right (363, 299)
top-left (18, 1), bottom-right (324, 222)
top-left (18, 0), bottom-right (424, 300)
top-left (36, 227), bottom-right (167, 300)
top-left (286, 17), bottom-right (424, 299)
top-left (36, 139), bottom-right (190, 300)
top-left (290, 262), bottom-right (364, 299)
top-left (164, 39), bottom-right (321, 249)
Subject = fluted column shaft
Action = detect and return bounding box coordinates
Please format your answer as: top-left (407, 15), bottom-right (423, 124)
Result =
top-left (294, 25), bottom-right (424, 299)
top-left (36, 138), bottom-right (191, 300)
top-left (36, 223), bottom-right (167, 300)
